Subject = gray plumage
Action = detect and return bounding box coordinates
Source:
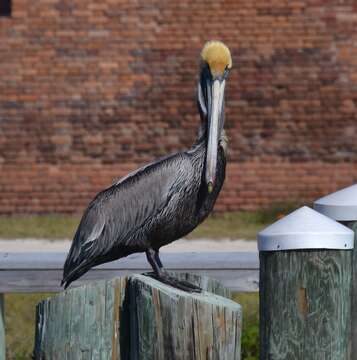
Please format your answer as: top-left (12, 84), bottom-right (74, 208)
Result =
top-left (62, 139), bottom-right (226, 288)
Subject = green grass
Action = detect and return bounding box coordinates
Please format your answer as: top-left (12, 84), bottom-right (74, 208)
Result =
top-left (0, 203), bottom-right (300, 240)
top-left (5, 292), bottom-right (259, 360)
top-left (5, 293), bottom-right (53, 360)
top-left (0, 215), bottom-right (79, 239)
top-left (233, 293), bottom-right (259, 360)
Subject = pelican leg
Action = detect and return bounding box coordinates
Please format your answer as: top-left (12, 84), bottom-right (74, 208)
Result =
top-left (145, 248), bottom-right (165, 276)
top-left (154, 250), bottom-right (164, 268)
top-left (145, 248), bottom-right (201, 293)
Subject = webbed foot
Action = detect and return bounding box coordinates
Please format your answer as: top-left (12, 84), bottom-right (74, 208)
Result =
top-left (144, 272), bottom-right (202, 293)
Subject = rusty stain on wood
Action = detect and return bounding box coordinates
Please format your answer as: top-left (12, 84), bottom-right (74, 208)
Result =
top-left (297, 287), bottom-right (308, 319)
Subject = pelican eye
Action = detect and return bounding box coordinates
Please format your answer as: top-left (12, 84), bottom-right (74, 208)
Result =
top-left (223, 66), bottom-right (230, 79)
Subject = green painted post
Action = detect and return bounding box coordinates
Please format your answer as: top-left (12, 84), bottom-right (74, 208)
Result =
top-left (33, 273), bottom-right (241, 360)
top-left (314, 184), bottom-right (357, 359)
top-left (0, 294), bottom-right (5, 360)
top-left (347, 221), bottom-right (357, 360)
top-left (259, 206), bottom-right (354, 360)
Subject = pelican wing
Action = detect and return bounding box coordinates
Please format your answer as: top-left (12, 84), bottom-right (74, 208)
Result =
top-left (62, 153), bottom-right (191, 287)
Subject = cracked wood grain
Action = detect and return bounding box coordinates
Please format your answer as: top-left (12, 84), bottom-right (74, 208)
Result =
top-left (345, 221), bottom-right (357, 360)
top-left (33, 273), bottom-right (241, 359)
top-left (260, 250), bottom-right (352, 360)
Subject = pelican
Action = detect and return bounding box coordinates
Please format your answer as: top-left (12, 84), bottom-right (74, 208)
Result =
top-left (62, 41), bottom-right (232, 292)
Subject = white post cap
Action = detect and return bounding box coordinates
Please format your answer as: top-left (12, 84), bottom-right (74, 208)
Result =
top-left (314, 184), bottom-right (357, 221)
top-left (258, 206), bottom-right (354, 251)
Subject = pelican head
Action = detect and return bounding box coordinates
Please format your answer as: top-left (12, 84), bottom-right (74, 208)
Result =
top-left (197, 41), bottom-right (232, 193)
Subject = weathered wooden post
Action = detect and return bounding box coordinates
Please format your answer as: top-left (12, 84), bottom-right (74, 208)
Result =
top-left (258, 206), bottom-right (354, 360)
top-left (0, 294), bottom-right (4, 360)
top-left (314, 184), bottom-right (357, 358)
top-left (33, 273), bottom-right (242, 359)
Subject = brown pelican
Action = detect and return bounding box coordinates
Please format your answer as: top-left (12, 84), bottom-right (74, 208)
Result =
top-left (62, 41), bottom-right (232, 292)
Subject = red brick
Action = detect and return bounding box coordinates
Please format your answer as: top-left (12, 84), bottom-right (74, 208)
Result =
top-left (0, 1), bottom-right (356, 214)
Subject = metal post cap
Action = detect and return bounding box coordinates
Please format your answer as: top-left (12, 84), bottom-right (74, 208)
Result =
top-left (258, 206), bottom-right (354, 251)
top-left (314, 184), bottom-right (357, 221)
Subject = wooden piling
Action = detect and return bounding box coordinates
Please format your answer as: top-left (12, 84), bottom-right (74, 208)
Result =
top-left (33, 273), bottom-right (242, 360)
top-left (260, 250), bottom-right (352, 359)
top-left (346, 221), bottom-right (357, 359)
top-left (314, 184), bottom-right (357, 358)
top-left (259, 206), bottom-right (354, 360)
top-left (0, 294), bottom-right (5, 360)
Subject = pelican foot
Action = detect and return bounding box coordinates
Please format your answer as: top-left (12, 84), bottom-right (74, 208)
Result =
top-left (143, 272), bottom-right (202, 293)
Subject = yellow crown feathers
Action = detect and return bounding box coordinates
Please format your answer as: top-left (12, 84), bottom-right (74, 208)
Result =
top-left (201, 41), bottom-right (232, 77)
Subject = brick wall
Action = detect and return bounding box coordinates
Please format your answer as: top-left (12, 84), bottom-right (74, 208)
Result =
top-left (0, 0), bottom-right (357, 214)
